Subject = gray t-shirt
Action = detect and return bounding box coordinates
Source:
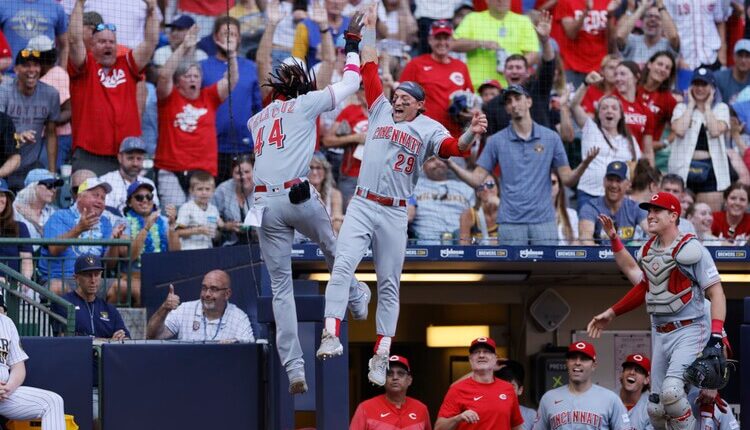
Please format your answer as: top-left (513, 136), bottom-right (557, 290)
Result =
top-left (620, 35), bottom-right (675, 65)
top-left (411, 177), bottom-right (475, 240)
top-left (714, 68), bottom-right (750, 104)
top-left (0, 80), bottom-right (60, 183)
top-left (533, 384), bottom-right (631, 430)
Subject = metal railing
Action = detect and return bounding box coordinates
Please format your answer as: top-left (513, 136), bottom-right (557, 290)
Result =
top-left (0, 262), bottom-right (76, 337)
top-left (0, 238), bottom-right (135, 307)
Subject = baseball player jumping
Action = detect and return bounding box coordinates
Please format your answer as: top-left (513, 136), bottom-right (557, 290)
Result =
top-left (248, 11), bottom-right (371, 395)
top-left (315, 17), bottom-right (488, 387)
top-left (587, 192), bottom-right (727, 430)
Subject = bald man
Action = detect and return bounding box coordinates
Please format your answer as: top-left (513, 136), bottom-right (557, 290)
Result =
top-left (147, 270), bottom-right (255, 342)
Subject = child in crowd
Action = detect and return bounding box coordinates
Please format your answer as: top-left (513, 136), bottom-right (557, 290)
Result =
top-left (175, 172), bottom-right (223, 250)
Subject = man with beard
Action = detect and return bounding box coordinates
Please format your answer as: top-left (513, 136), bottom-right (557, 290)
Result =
top-left (100, 136), bottom-right (159, 214)
top-left (67, 0), bottom-right (160, 175)
top-left (449, 84), bottom-right (598, 245)
top-left (533, 342), bottom-right (632, 430)
top-left (350, 355), bottom-right (431, 429)
top-left (619, 354), bottom-right (652, 430)
top-left (146, 269), bottom-right (255, 343)
top-left (578, 161), bottom-right (648, 245)
top-left (0, 47), bottom-right (60, 190)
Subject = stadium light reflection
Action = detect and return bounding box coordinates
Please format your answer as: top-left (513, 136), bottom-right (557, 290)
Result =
top-left (426, 325), bottom-right (490, 347)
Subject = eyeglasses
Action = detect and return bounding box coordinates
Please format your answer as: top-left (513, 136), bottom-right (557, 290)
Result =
top-left (93, 23), bottom-right (117, 33)
top-left (20, 49), bottom-right (41, 59)
top-left (201, 285), bottom-right (229, 293)
top-left (132, 193), bottom-right (153, 202)
top-left (476, 182), bottom-right (496, 191)
top-left (40, 181), bottom-right (58, 190)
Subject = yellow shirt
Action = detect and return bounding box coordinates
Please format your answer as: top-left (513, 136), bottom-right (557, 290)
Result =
top-left (453, 10), bottom-right (540, 87)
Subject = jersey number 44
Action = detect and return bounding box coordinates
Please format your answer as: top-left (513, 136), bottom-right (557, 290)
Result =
top-left (254, 118), bottom-right (286, 157)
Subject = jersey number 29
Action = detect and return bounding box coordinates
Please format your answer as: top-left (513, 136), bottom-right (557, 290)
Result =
top-left (254, 118), bottom-right (286, 157)
top-left (393, 153), bottom-right (415, 174)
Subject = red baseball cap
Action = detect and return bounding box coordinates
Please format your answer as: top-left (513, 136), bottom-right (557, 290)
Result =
top-left (430, 20), bottom-right (453, 37)
top-left (389, 355), bottom-right (411, 372)
top-left (639, 192), bottom-right (682, 217)
top-left (622, 353), bottom-right (651, 375)
top-left (478, 79), bottom-right (502, 92)
top-left (469, 337), bottom-right (496, 353)
top-left (567, 341), bottom-right (596, 361)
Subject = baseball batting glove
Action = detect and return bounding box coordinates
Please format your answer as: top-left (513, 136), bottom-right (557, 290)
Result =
top-left (684, 334), bottom-right (729, 390)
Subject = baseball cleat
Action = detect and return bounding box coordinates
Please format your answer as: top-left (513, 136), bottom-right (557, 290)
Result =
top-left (289, 377), bottom-right (308, 395)
top-left (368, 353), bottom-right (389, 386)
top-left (348, 281), bottom-right (371, 320)
top-left (316, 329), bottom-right (343, 359)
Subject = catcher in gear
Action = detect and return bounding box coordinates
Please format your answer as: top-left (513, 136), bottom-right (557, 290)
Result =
top-left (586, 192), bottom-right (727, 430)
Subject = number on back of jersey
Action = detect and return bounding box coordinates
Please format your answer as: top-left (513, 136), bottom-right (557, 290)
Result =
top-left (254, 118), bottom-right (286, 157)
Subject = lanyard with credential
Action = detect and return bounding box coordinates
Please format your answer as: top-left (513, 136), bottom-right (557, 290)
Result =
top-left (199, 302), bottom-right (224, 341)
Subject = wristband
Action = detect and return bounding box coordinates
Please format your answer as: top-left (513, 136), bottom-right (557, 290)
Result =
top-left (344, 31), bottom-right (362, 42)
top-left (711, 319), bottom-right (724, 335)
top-left (611, 235), bottom-right (624, 253)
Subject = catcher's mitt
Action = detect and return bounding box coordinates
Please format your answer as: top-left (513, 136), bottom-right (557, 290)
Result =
top-left (684, 337), bottom-right (729, 389)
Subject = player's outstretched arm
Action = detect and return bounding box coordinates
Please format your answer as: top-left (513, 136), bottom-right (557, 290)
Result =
top-left (587, 308), bottom-right (616, 338)
top-left (597, 214), bottom-right (643, 284)
top-left (329, 10), bottom-right (366, 105)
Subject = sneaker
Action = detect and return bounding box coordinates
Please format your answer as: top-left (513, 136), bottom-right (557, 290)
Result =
top-left (368, 353), bottom-right (389, 386)
top-left (315, 329), bottom-right (343, 360)
top-left (288, 367), bottom-right (308, 395)
top-left (348, 281), bottom-right (371, 320)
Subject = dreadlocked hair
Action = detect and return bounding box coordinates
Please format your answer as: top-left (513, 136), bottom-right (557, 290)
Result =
top-left (264, 61), bottom-right (317, 100)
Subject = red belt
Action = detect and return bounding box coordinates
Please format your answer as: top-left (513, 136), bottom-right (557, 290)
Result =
top-left (255, 178), bottom-right (303, 193)
top-left (655, 319), bottom-right (695, 334)
top-left (356, 187), bottom-right (406, 207)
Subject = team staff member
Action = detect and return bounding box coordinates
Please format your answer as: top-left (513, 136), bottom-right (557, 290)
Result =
top-left (350, 355), bottom-right (431, 430)
top-left (619, 354), bottom-right (652, 430)
top-left (51, 254), bottom-right (130, 340)
top-left (533, 342), bottom-right (632, 430)
top-left (495, 360), bottom-right (536, 430)
top-left (435, 337), bottom-right (523, 430)
top-left (316, 17), bottom-right (489, 388)
top-left (399, 20), bottom-right (474, 139)
top-left (587, 192), bottom-right (727, 430)
top-left (146, 269), bottom-right (255, 343)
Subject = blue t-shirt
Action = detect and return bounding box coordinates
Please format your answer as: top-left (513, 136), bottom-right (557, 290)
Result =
top-left (0, 0), bottom-right (67, 58)
top-left (477, 122), bottom-right (568, 224)
top-left (200, 56), bottom-right (262, 154)
top-left (300, 16), bottom-right (349, 69)
top-left (579, 196), bottom-right (646, 241)
top-left (52, 291), bottom-right (129, 338)
top-left (0, 222), bottom-right (32, 273)
top-left (38, 206), bottom-right (114, 280)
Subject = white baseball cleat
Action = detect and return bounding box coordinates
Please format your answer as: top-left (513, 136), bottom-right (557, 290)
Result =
top-left (288, 368), bottom-right (308, 395)
top-left (348, 281), bottom-right (371, 320)
top-left (316, 329), bottom-right (343, 360)
top-left (368, 353), bottom-right (389, 386)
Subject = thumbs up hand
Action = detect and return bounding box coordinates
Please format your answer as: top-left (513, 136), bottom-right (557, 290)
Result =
top-left (162, 284), bottom-right (180, 311)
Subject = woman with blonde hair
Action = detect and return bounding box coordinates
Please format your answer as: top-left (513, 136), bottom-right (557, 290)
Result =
top-left (459, 176), bottom-right (499, 245)
top-left (300, 152), bottom-right (344, 237)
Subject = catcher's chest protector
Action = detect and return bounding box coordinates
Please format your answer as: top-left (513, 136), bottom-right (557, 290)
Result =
top-left (638, 233), bottom-right (696, 315)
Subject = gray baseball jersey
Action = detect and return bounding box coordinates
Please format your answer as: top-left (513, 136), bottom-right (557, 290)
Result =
top-left (627, 394), bottom-right (652, 430)
top-left (522, 405), bottom-right (538, 430)
top-left (0, 315), bottom-right (66, 429)
top-left (533, 385), bottom-right (632, 430)
top-left (357, 94), bottom-right (452, 199)
top-left (249, 86), bottom-right (336, 186)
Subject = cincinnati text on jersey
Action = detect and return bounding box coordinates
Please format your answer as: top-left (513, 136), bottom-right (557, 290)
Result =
top-left (370, 126), bottom-right (423, 154)
top-left (549, 410), bottom-right (603, 430)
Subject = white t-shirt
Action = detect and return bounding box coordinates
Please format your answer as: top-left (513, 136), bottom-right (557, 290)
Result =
top-left (164, 300), bottom-right (255, 342)
top-left (176, 200), bottom-right (220, 250)
top-left (578, 118), bottom-right (641, 196)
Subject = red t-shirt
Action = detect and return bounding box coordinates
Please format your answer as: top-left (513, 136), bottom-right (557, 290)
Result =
top-left (474, 0), bottom-right (524, 13)
top-left (711, 211), bottom-right (750, 238)
top-left (438, 378), bottom-right (524, 430)
top-left (0, 30), bottom-right (10, 59)
top-left (615, 91), bottom-right (655, 150)
top-left (350, 394), bottom-right (432, 430)
top-left (556, 0), bottom-right (610, 73)
top-left (155, 85), bottom-right (223, 176)
top-left (637, 86), bottom-right (677, 140)
top-left (399, 54), bottom-right (474, 139)
top-left (336, 104), bottom-right (368, 178)
top-left (178, 0), bottom-right (234, 16)
top-left (68, 51), bottom-right (143, 156)
top-left (581, 85), bottom-right (607, 113)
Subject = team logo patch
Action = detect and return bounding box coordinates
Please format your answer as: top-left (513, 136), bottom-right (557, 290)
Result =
top-left (99, 312), bottom-right (109, 321)
top-left (449, 72), bottom-right (465, 86)
top-left (575, 342), bottom-right (586, 350)
top-left (499, 394), bottom-right (507, 400)
top-left (193, 321), bottom-right (200, 331)
top-left (534, 143), bottom-right (544, 153)
top-left (633, 354), bottom-right (643, 361)
top-left (409, 413), bottom-right (417, 420)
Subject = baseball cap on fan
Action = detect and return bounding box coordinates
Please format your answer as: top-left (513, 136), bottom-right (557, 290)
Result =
top-left (166, 15), bottom-right (196, 30)
top-left (567, 341), bottom-right (596, 361)
top-left (622, 354), bottom-right (651, 375)
top-left (469, 337), bottom-right (496, 353)
top-left (638, 192), bottom-right (681, 217)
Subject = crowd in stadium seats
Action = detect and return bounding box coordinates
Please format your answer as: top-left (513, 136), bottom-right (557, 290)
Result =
top-left (0, 0), bottom-right (750, 302)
